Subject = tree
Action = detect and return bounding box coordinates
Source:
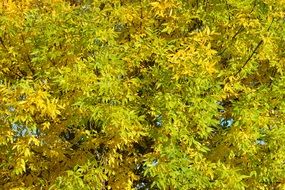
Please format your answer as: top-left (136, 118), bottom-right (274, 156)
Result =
top-left (0, 0), bottom-right (285, 189)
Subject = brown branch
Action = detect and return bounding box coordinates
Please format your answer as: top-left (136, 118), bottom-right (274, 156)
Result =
top-left (48, 57), bottom-right (57, 66)
top-left (233, 15), bottom-right (274, 77)
top-left (20, 34), bottom-right (36, 75)
top-left (267, 17), bottom-right (275, 32)
top-left (234, 40), bottom-right (263, 77)
top-left (1, 67), bottom-right (23, 79)
top-left (0, 37), bottom-right (7, 51)
top-left (249, 0), bottom-right (257, 14)
top-left (17, 67), bottom-right (27, 77)
top-left (232, 26), bottom-right (244, 40)
top-left (225, 0), bottom-right (231, 21)
top-left (218, 26), bottom-right (245, 56)
top-left (140, 0), bottom-right (143, 31)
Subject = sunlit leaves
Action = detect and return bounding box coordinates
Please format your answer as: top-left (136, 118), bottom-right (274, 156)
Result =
top-left (0, 0), bottom-right (285, 189)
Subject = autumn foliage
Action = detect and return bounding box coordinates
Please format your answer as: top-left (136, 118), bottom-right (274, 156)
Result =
top-left (1, 0), bottom-right (285, 189)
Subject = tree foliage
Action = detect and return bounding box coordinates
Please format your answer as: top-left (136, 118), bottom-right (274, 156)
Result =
top-left (0, 0), bottom-right (285, 189)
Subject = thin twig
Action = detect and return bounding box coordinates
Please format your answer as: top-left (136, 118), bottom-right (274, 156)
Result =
top-left (249, 0), bottom-right (257, 14)
top-left (267, 18), bottom-right (275, 32)
top-left (0, 37), bottom-right (7, 51)
top-left (234, 40), bottom-right (263, 77)
top-left (140, 0), bottom-right (143, 31)
top-left (234, 15), bottom-right (275, 77)
top-left (225, 0), bottom-right (231, 21)
top-left (218, 26), bottom-right (245, 56)
top-left (232, 26), bottom-right (244, 40)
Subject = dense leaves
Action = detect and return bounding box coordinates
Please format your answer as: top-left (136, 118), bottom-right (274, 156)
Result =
top-left (0, 0), bottom-right (285, 189)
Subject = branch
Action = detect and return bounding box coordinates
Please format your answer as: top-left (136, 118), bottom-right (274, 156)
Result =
top-left (267, 17), bottom-right (275, 32)
top-left (234, 40), bottom-right (263, 77)
top-left (218, 26), bottom-right (244, 56)
top-left (225, 0), bottom-right (231, 21)
top-left (0, 37), bottom-right (7, 51)
top-left (140, 0), bottom-right (143, 30)
top-left (232, 26), bottom-right (244, 40)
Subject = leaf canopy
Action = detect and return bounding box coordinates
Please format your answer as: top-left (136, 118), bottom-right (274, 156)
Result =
top-left (0, 0), bottom-right (285, 189)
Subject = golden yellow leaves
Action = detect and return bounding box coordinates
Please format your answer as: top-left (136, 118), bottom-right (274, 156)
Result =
top-left (28, 136), bottom-right (40, 146)
top-left (42, 121), bottom-right (51, 130)
top-left (0, 80), bottom-right (64, 141)
top-left (1, 0), bottom-right (18, 14)
top-left (10, 136), bottom-right (39, 176)
top-left (168, 41), bottom-right (218, 80)
top-left (113, 5), bottom-right (138, 24)
top-left (1, 0), bottom-right (285, 189)
top-left (1, 0), bottom-right (36, 15)
top-left (17, 89), bottom-right (62, 121)
top-left (150, 0), bottom-right (180, 18)
top-left (236, 13), bottom-right (261, 29)
top-left (168, 49), bottom-right (194, 79)
top-left (14, 158), bottom-right (26, 175)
